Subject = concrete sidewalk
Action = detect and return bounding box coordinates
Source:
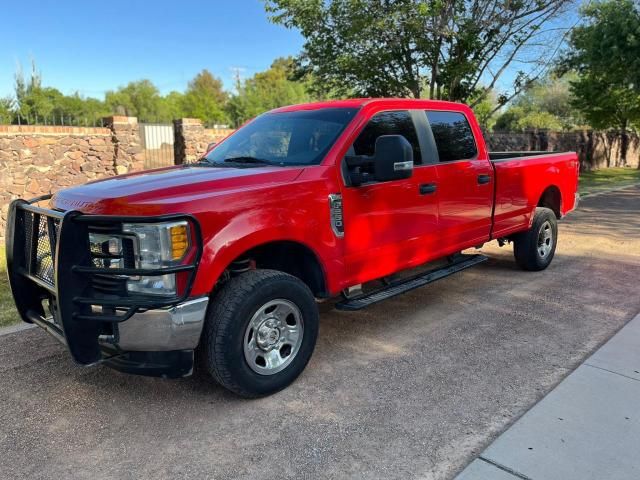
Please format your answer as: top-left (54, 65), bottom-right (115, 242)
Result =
top-left (456, 312), bottom-right (640, 480)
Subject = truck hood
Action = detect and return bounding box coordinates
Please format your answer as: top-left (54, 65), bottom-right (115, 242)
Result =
top-left (52, 164), bottom-right (304, 214)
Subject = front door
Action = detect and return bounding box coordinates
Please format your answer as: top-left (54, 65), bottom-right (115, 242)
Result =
top-left (341, 110), bottom-right (439, 286)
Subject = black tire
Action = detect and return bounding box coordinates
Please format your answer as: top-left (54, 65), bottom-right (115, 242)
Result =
top-left (513, 207), bottom-right (558, 271)
top-left (200, 269), bottom-right (319, 398)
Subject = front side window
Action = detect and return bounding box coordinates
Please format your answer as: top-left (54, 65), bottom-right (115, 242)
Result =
top-left (203, 108), bottom-right (358, 167)
top-left (352, 111), bottom-right (422, 164)
top-left (426, 111), bottom-right (477, 162)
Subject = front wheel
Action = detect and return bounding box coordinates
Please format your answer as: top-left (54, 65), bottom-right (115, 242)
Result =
top-left (513, 207), bottom-right (558, 271)
top-left (201, 269), bottom-right (319, 398)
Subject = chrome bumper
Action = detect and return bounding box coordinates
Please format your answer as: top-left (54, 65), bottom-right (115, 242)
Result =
top-left (113, 297), bottom-right (208, 351)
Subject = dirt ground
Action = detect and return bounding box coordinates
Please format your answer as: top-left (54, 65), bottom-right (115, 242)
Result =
top-left (1, 186), bottom-right (639, 480)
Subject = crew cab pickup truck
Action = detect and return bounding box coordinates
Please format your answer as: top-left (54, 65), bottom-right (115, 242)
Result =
top-left (6, 99), bottom-right (579, 397)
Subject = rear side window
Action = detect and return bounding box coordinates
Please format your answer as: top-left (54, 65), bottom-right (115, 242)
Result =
top-left (426, 111), bottom-right (477, 162)
top-left (352, 111), bottom-right (422, 164)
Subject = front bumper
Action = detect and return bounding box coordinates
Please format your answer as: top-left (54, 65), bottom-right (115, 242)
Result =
top-left (5, 196), bottom-right (204, 378)
top-left (114, 296), bottom-right (208, 351)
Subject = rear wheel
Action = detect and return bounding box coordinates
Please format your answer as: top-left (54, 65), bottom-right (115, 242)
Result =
top-left (513, 207), bottom-right (558, 271)
top-left (201, 269), bottom-right (319, 398)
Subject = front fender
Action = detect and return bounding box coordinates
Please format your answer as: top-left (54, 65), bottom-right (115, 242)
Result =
top-left (190, 205), bottom-right (343, 297)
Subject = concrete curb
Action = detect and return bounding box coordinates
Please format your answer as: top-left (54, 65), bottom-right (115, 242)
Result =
top-left (0, 322), bottom-right (35, 337)
top-left (580, 182), bottom-right (640, 199)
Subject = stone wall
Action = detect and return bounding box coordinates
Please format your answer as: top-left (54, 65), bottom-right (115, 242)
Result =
top-left (486, 130), bottom-right (640, 171)
top-left (0, 116), bottom-right (143, 242)
top-left (173, 118), bottom-right (233, 164)
top-left (106, 116), bottom-right (145, 174)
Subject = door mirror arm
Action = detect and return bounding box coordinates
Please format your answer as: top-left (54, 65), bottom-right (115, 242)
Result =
top-left (344, 135), bottom-right (414, 187)
top-left (344, 155), bottom-right (374, 186)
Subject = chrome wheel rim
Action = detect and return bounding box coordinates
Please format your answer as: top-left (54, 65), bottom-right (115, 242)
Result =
top-left (537, 220), bottom-right (553, 258)
top-left (243, 299), bottom-right (304, 375)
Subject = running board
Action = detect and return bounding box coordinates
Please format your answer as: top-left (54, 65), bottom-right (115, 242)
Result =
top-left (335, 254), bottom-right (488, 311)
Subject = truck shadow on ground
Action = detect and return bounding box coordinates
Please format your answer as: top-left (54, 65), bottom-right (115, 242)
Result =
top-left (47, 249), bottom-right (639, 403)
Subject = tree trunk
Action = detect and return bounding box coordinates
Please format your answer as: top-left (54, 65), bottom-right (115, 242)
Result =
top-left (619, 120), bottom-right (628, 168)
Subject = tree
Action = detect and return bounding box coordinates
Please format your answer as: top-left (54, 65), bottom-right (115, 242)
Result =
top-left (14, 61), bottom-right (65, 122)
top-left (471, 90), bottom-right (499, 131)
top-left (181, 70), bottom-right (229, 125)
top-left (562, 0), bottom-right (640, 166)
top-left (52, 93), bottom-right (110, 125)
top-left (0, 97), bottom-right (13, 123)
top-left (265, 0), bottom-right (572, 104)
top-left (105, 80), bottom-right (162, 121)
top-left (227, 57), bottom-right (312, 126)
top-left (158, 91), bottom-right (186, 121)
top-left (494, 74), bottom-right (583, 131)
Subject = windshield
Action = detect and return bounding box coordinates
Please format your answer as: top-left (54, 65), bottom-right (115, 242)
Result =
top-left (202, 107), bottom-right (358, 167)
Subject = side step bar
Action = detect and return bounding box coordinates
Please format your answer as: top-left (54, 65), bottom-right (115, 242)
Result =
top-left (335, 254), bottom-right (488, 311)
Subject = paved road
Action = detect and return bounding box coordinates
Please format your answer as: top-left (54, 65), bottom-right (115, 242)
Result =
top-left (1, 187), bottom-right (639, 480)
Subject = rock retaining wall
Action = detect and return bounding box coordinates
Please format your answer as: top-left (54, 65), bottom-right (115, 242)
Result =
top-left (173, 118), bottom-right (232, 164)
top-left (0, 116), bottom-right (143, 242)
top-left (486, 130), bottom-right (640, 170)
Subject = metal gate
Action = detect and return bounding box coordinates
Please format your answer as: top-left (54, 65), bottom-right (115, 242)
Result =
top-left (139, 123), bottom-right (175, 169)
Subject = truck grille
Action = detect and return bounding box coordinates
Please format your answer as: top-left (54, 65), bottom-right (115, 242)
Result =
top-left (24, 211), bottom-right (60, 287)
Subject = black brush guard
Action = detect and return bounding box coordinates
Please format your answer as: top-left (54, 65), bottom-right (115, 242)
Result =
top-left (6, 195), bottom-right (202, 366)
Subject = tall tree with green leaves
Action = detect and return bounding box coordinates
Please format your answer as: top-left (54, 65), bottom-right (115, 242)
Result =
top-left (227, 57), bottom-right (312, 126)
top-left (158, 91), bottom-right (187, 121)
top-left (562, 0), bottom-right (640, 166)
top-left (264, 0), bottom-right (571, 104)
top-left (0, 97), bottom-right (14, 123)
top-left (105, 79), bottom-right (163, 121)
top-left (494, 74), bottom-right (583, 131)
top-left (14, 61), bottom-right (65, 122)
top-left (181, 70), bottom-right (229, 125)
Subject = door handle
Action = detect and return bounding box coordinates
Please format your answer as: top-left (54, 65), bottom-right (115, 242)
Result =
top-left (477, 174), bottom-right (491, 185)
top-left (419, 183), bottom-right (437, 195)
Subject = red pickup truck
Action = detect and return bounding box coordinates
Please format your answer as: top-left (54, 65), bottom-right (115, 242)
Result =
top-left (6, 98), bottom-right (579, 397)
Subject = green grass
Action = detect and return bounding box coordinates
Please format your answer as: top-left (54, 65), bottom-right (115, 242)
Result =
top-left (579, 167), bottom-right (640, 196)
top-left (0, 251), bottom-right (19, 328)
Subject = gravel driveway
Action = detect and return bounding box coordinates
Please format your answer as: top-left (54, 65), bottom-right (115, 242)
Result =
top-left (1, 186), bottom-right (639, 480)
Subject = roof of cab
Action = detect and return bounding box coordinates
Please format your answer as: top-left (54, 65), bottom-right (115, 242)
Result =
top-left (270, 98), bottom-right (468, 113)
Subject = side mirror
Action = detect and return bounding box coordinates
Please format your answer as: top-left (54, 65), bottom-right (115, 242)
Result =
top-left (344, 134), bottom-right (414, 186)
top-left (372, 135), bottom-right (414, 182)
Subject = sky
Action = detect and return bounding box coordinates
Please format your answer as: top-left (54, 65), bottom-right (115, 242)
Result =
top-left (0, 0), bottom-right (304, 99)
top-left (0, 0), bottom-right (581, 101)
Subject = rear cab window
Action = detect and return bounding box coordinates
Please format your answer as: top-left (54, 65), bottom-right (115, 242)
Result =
top-left (426, 111), bottom-right (477, 162)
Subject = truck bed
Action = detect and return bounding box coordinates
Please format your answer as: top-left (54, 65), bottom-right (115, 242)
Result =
top-left (489, 151), bottom-right (556, 161)
top-left (488, 151), bottom-right (579, 239)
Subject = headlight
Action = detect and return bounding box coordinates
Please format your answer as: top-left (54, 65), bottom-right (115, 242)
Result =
top-left (123, 221), bottom-right (191, 296)
top-left (89, 221), bottom-right (192, 297)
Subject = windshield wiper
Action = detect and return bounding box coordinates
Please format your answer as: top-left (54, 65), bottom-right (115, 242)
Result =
top-left (222, 156), bottom-right (276, 165)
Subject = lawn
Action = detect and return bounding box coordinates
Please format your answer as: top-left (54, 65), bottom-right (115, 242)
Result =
top-left (579, 167), bottom-right (640, 196)
top-left (0, 251), bottom-right (18, 328)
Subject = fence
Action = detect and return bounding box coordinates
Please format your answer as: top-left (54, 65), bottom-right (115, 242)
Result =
top-left (139, 123), bottom-right (175, 169)
top-left (0, 114), bottom-right (110, 128)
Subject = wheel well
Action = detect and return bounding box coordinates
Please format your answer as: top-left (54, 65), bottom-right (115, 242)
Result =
top-left (538, 186), bottom-right (561, 218)
top-left (229, 241), bottom-right (328, 298)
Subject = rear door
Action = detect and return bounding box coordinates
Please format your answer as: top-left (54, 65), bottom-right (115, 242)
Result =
top-left (341, 110), bottom-right (439, 285)
top-left (425, 110), bottom-right (494, 250)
